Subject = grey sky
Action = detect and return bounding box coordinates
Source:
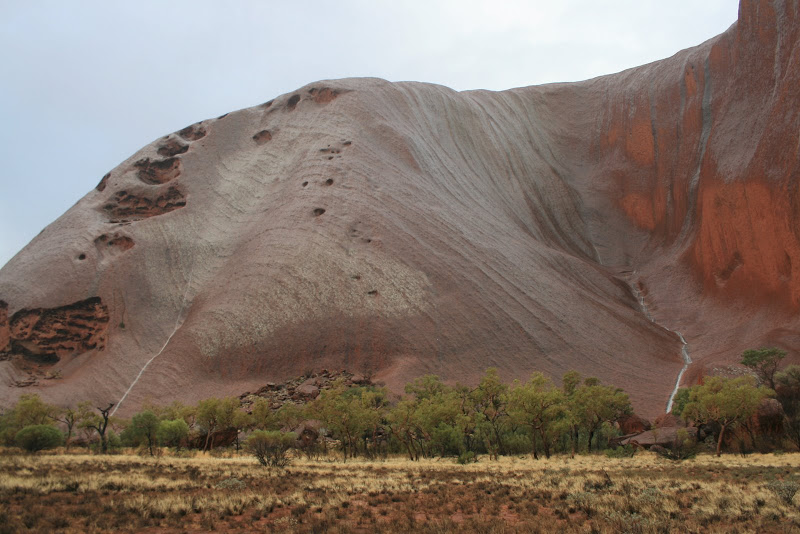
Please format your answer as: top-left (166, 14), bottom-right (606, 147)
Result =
top-left (0, 1), bottom-right (739, 268)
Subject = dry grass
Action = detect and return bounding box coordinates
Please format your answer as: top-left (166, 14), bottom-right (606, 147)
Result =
top-left (0, 451), bottom-right (799, 532)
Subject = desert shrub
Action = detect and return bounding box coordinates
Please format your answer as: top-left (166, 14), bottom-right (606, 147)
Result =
top-left (456, 451), bottom-right (477, 464)
top-left (14, 425), bottom-right (63, 452)
top-left (91, 429), bottom-right (122, 454)
top-left (604, 444), bottom-right (636, 458)
top-left (246, 430), bottom-right (296, 467)
top-left (652, 428), bottom-right (697, 461)
top-left (215, 478), bottom-right (246, 491)
top-left (766, 480), bottom-right (799, 504)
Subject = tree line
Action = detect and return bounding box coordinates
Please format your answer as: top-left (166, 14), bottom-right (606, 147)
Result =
top-left (2, 347), bottom-right (799, 462)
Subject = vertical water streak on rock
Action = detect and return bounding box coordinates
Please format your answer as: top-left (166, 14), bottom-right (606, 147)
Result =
top-left (110, 265), bottom-right (194, 416)
top-left (666, 332), bottom-right (692, 414)
top-left (630, 277), bottom-right (692, 413)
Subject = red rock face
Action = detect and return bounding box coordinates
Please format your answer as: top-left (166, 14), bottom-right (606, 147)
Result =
top-left (102, 187), bottom-right (187, 222)
top-left (6, 298), bottom-right (109, 362)
top-left (594, 1), bottom-right (800, 311)
top-left (0, 0), bottom-right (797, 418)
top-left (134, 157), bottom-right (182, 185)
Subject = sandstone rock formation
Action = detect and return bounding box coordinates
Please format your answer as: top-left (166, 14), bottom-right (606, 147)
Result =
top-left (1, 0), bottom-right (798, 418)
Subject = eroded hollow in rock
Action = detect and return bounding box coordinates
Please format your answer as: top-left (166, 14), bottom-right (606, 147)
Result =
top-left (6, 297), bottom-right (110, 360)
top-left (313, 208), bottom-right (326, 216)
top-left (309, 87), bottom-right (340, 104)
top-left (103, 187), bottom-right (187, 222)
top-left (178, 124), bottom-right (207, 141)
top-left (253, 130), bottom-right (273, 145)
top-left (96, 172), bottom-right (111, 192)
top-left (157, 138), bottom-right (190, 157)
top-left (287, 94), bottom-right (301, 110)
top-left (94, 233), bottom-right (135, 252)
top-left (134, 157), bottom-right (182, 185)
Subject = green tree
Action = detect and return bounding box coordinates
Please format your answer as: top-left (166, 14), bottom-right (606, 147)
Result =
top-left (196, 397), bottom-right (240, 451)
top-left (572, 377), bottom-right (633, 452)
top-left (508, 372), bottom-right (565, 459)
top-left (156, 419), bottom-right (189, 451)
top-left (0, 394), bottom-right (58, 445)
top-left (775, 365), bottom-right (800, 449)
top-left (388, 375), bottom-right (465, 460)
top-left (79, 403), bottom-right (115, 454)
top-left (387, 398), bottom-right (423, 461)
top-left (143, 400), bottom-right (196, 428)
top-left (309, 382), bottom-right (386, 460)
top-left (50, 407), bottom-right (81, 451)
top-left (670, 388), bottom-right (691, 417)
top-left (681, 376), bottom-right (772, 456)
top-left (129, 410), bottom-right (160, 456)
top-left (250, 398), bottom-right (279, 431)
top-left (741, 347), bottom-right (786, 390)
top-left (231, 408), bottom-right (252, 453)
top-left (470, 368), bottom-right (509, 459)
top-left (15, 424), bottom-right (63, 452)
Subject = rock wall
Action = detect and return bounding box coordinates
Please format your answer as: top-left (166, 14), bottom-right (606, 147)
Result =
top-left (0, 0), bottom-right (797, 418)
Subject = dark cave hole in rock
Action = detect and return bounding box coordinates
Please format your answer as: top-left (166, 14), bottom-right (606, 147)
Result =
top-left (96, 172), bottom-right (111, 192)
top-left (325, 179), bottom-right (334, 186)
top-left (313, 208), bottom-right (326, 217)
top-left (367, 290), bottom-right (378, 296)
top-left (134, 157), bottom-right (182, 185)
top-left (302, 181), bottom-right (309, 187)
top-left (157, 139), bottom-right (189, 157)
top-left (253, 130), bottom-right (273, 144)
top-left (178, 124), bottom-right (207, 141)
top-left (78, 254), bottom-right (86, 261)
top-left (287, 94), bottom-right (301, 110)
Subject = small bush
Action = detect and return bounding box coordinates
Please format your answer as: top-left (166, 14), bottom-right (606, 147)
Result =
top-left (652, 429), bottom-right (697, 461)
top-left (456, 451), bottom-right (477, 464)
top-left (15, 425), bottom-right (63, 452)
top-left (767, 480), bottom-right (799, 504)
top-left (246, 430), bottom-right (296, 467)
top-left (215, 478), bottom-right (246, 491)
top-left (604, 444), bottom-right (636, 458)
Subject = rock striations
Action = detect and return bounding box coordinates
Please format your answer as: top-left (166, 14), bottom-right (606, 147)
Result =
top-left (1, 0), bottom-right (798, 418)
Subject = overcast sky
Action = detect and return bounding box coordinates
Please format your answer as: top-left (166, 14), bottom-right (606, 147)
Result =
top-left (0, 1), bottom-right (739, 268)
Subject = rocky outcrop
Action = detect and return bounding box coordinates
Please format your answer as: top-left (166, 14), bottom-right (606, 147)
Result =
top-left (618, 414), bottom-right (652, 435)
top-left (240, 370), bottom-right (374, 411)
top-left (0, 0), bottom-right (798, 418)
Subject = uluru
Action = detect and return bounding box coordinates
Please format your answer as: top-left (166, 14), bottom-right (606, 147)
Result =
top-left (1, 0), bottom-right (798, 420)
